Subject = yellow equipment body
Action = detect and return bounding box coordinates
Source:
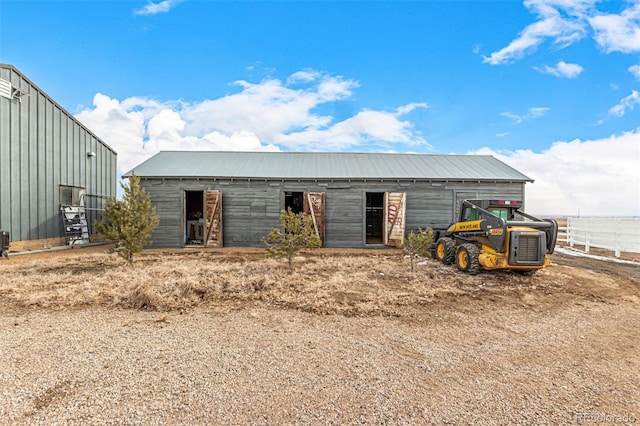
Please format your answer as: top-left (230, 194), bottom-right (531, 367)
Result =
top-left (433, 200), bottom-right (558, 275)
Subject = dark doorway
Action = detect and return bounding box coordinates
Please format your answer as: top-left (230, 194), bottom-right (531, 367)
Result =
top-left (366, 192), bottom-right (384, 244)
top-left (185, 191), bottom-right (204, 245)
top-left (284, 191), bottom-right (304, 214)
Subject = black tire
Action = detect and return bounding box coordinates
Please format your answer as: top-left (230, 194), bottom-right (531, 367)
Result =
top-left (435, 237), bottom-right (456, 265)
top-left (456, 243), bottom-right (480, 275)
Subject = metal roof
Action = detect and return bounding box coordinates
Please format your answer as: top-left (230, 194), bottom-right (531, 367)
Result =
top-left (124, 151), bottom-right (533, 182)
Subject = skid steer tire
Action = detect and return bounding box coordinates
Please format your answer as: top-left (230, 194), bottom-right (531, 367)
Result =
top-left (435, 237), bottom-right (456, 265)
top-left (456, 243), bottom-right (480, 275)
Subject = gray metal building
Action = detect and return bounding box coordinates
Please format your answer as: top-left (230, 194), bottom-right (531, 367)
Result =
top-left (125, 151), bottom-right (532, 249)
top-left (0, 64), bottom-right (117, 248)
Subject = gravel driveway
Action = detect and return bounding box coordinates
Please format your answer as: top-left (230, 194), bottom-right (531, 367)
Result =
top-left (2, 299), bottom-right (638, 425)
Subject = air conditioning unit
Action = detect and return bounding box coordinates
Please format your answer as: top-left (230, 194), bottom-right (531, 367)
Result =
top-left (0, 231), bottom-right (9, 258)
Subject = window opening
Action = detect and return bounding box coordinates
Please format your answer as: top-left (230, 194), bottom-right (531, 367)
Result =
top-left (462, 206), bottom-right (479, 221)
top-left (488, 208), bottom-right (510, 220)
top-left (59, 185), bottom-right (85, 207)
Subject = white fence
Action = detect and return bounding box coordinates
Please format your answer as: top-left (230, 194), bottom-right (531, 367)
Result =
top-left (562, 217), bottom-right (640, 257)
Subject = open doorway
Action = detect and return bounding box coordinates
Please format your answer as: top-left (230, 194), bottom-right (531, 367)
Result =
top-left (366, 192), bottom-right (384, 244)
top-left (185, 191), bottom-right (204, 245)
top-left (365, 192), bottom-right (406, 246)
top-left (284, 191), bottom-right (304, 214)
top-left (283, 191), bottom-right (326, 246)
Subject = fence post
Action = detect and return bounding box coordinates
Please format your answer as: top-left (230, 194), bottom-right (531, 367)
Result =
top-left (568, 218), bottom-right (574, 248)
top-left (585, 219), bottom-right (590, 254)
top-left (614, 219), bottom-right (621, 258)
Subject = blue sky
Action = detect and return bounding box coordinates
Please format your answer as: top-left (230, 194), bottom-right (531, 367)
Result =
top-left (1, 0), bottom-right (639, 216)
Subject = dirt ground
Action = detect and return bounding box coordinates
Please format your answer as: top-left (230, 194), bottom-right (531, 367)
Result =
top-left (2, 243), bottom-right (639, 316)
top-left (1, 245), bottom-right (639, 424)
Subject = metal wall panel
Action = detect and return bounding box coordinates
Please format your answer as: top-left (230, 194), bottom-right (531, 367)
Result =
top-left (0, 82), bottom-right (9, 233)
top-left (0, 65), bottom-right (117, 243)
top-left (140, 178), bottom-right (526, 249)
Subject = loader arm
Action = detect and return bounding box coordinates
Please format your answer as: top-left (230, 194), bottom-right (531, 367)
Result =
top-left (514, 210), bottom-right (559, 254)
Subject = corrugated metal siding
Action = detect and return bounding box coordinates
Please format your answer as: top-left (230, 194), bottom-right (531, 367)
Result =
top-left (0, 64), bottom-right (117, 242)
top-left (126, 151), bottom-right (532, 182)
top-left (140, 178), bottom-right (525, 248)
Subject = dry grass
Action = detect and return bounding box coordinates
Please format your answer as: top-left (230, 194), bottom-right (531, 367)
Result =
top-left (0, 249), bottom-right (562, 317)
top-left (4, 246), bottom-right (637, 319)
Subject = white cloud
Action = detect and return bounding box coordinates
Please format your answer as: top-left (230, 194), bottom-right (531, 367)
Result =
top-left (274, 107), bottom-right (429, 150)
top-left (74, 70), bottom-right (429, 174)
top-left (501, 112), bottom-right (524, 124)
top-left (484, 0), bottom-right (640, 65)
top-left (472, 128), bottom-right (640, 216)
top-left (629, 64), bottom-right (640, 80)
top-left (76, 94), bottom-right (149, 174)
top-left (483, 0), bottom-right (590, 65)
top-left (181, 73), bottom-right (358, 140)
top-left (534, 60), bottom-right (584, 78)
top-left (287, 70), bottom-right (322, 84)
top-left (529, 106), bottom-right (550, 117)
top-left (609, 90), bottom-right (640, 117)
top-left (500, 107), bottom-right (549, 124)
top-left (134, 0), bottom-right (184, 16)
top-left (75, 94), bottom-right (280, 174)
top-left (396, 102), bottom-right (429, 115)
top-left (589, 2), bottom-right (640, 53)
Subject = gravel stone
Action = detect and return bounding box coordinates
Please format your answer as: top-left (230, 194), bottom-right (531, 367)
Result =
top-left (1, 302), bottom-right (638, 425)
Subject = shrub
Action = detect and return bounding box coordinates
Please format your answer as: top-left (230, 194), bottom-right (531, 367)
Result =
top-left (261, 208), bottom-right (322, 270)
top-left (402, 227), bottom-right (434, 272)
top-left (95, 173), bottom-right (160, 265)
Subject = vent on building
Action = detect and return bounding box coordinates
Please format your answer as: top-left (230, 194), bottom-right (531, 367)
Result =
top-left (0, 78), bottom-right (11, 99)
top-left (0, 77), bottom-right (29, 101)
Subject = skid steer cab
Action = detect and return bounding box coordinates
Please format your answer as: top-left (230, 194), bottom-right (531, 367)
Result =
top-left (431, 199), bottom-right (558, 275)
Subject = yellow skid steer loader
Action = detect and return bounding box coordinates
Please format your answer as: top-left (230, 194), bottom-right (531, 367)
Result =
top-left (432, 199), bottom-right (558, 275)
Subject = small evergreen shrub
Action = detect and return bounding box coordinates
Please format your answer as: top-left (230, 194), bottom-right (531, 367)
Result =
top-left (402, 227), bottom-right (434, 272)
top-left (95, 173), bottom-right (160, 265)
top-left (261, 208), bottom-right (322, 270)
